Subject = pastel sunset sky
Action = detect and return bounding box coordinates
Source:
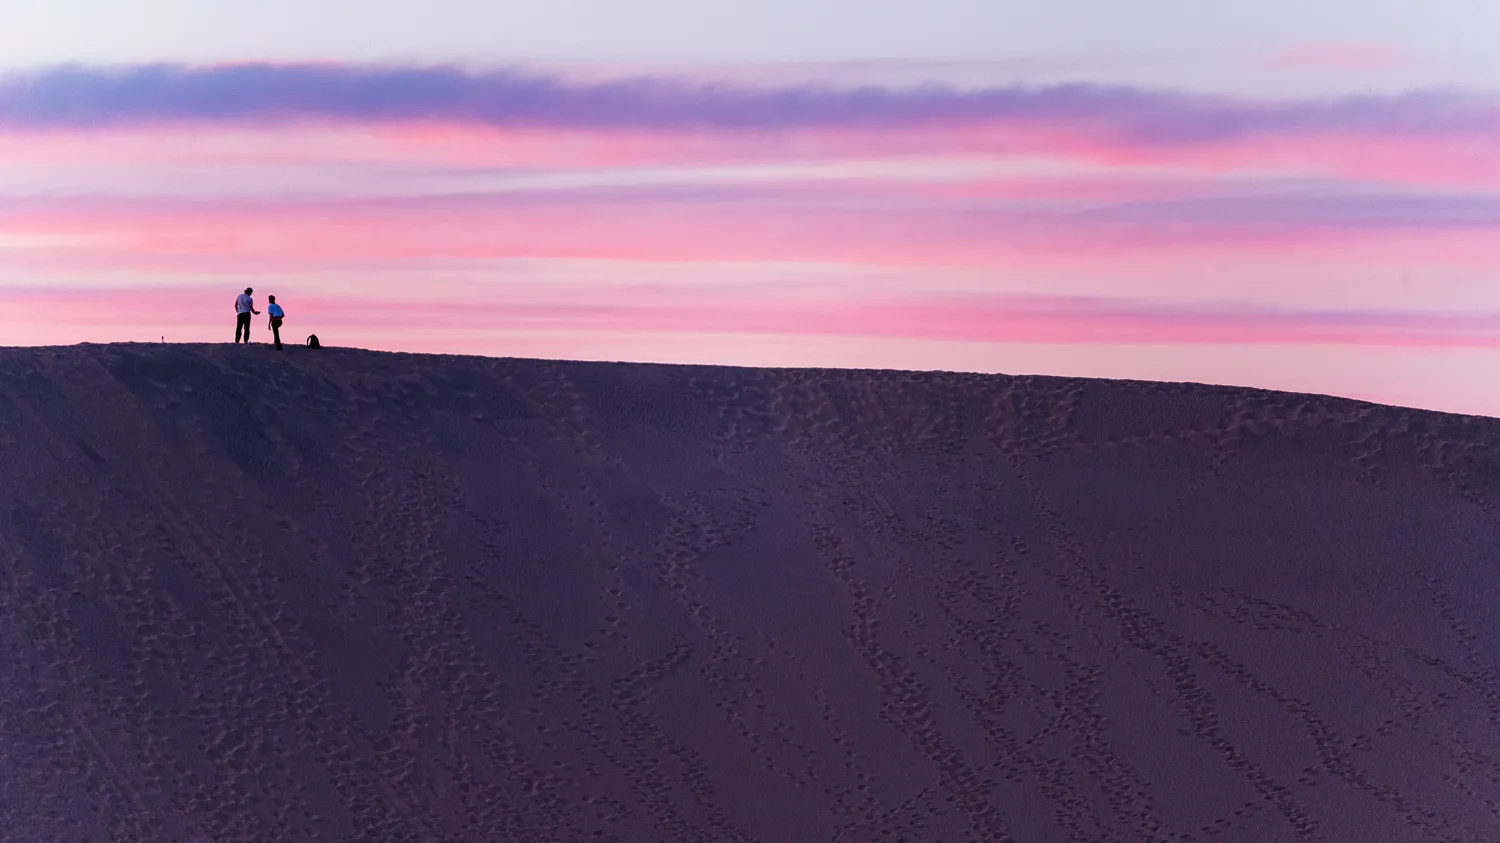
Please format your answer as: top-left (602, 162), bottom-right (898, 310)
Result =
top-left (4, 1), bottom-right (1500, 415)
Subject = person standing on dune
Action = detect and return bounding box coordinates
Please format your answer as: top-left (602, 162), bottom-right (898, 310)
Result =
top-left (266, 295), bottom-right (285, 351)
top-left (235, 287), bottom-right (260, 343)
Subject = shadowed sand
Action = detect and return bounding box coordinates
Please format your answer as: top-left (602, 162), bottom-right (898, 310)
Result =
top-left (2, 342), bottom-right (1499, 842)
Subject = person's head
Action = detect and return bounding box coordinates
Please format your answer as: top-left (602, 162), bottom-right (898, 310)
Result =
top-left (244, 287), bottom-right (253, 295)
top-left (268, 295), bottom-right (276, 303)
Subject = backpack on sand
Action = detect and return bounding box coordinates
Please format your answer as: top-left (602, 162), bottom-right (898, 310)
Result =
top-left (306, 334), bottom-right (321, 349)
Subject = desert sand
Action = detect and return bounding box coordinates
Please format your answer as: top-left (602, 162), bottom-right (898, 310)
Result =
top-left (1, 342), bottom-right (1498, 842)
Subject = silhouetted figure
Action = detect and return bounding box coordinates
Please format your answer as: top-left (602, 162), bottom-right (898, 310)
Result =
top-left (267, 295), bottom-right (285, 351)
top-left (235, 287), bottom-right (260, 343)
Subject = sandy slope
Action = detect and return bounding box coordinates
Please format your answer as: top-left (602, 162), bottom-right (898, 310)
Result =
top-left (1, 342), bottom-right (1498, 842)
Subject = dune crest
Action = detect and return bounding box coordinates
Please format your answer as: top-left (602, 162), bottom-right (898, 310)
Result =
top-left (2, 343), bottom-right (1498, 842)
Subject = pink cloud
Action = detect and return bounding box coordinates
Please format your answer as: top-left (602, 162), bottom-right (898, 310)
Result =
top-left (6, 118), bottom-right (1500, 203)
top-left (1265, 44), bottom-right (1408, 71)
top-left (5, 187), bottom-right (1499, 271)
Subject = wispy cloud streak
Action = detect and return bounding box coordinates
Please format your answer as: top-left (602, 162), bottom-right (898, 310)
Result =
top-left (2, 63), bottom-right (1498, 145)
top-left (1264, 44), bottom-right (1409, 71)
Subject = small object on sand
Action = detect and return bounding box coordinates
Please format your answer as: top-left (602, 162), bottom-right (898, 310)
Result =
top-left (306, 334), bottom-right (321, 349)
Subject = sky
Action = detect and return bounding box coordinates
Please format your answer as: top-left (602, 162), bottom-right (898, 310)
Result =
top-left (3, 2), bottom-right (1500, 416)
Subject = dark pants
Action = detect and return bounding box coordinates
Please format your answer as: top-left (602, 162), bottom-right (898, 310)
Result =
top-left (235, 312), bottom-right (252, 343)
top-left (270, 317), bottom-right (283, 350)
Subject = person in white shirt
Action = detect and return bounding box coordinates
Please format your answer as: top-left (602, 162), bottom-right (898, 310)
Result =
top-left (234, 287), bottom-right (260, 343)
top-left (266, 295), bottom-right (286, 351)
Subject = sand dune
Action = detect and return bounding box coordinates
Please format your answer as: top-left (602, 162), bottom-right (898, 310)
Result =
top-left (1, 342), bottom-right (1498, 842)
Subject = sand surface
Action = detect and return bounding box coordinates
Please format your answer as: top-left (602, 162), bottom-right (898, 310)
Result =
top-left (2, 343), bottom-right (1499, 842)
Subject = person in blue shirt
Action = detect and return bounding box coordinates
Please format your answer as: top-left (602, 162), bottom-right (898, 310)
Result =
top-left (266, 295), bottom-right (286, 351)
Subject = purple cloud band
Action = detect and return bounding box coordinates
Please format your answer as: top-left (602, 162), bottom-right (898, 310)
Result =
top-left (1, 63), bottom-right (1497, 142)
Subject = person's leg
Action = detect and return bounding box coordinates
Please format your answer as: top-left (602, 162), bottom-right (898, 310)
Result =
top-left (272, 321), bottom-right (282, 350)
top-left (235, 314), bottom-right (245, 342)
